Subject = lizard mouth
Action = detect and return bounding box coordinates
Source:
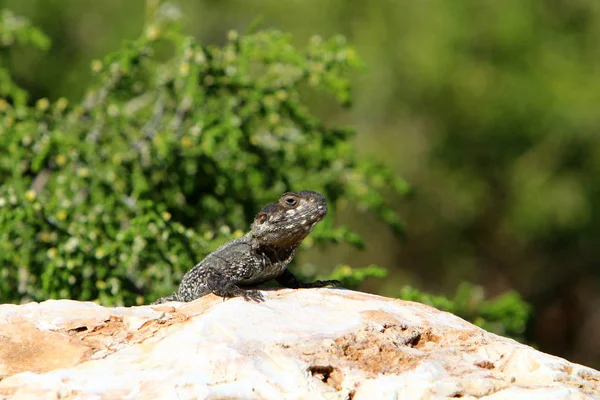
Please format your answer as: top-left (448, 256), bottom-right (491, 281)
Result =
top-left (315, 204), bottom-right (328, 220)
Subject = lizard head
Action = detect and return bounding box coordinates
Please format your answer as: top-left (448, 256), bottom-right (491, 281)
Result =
top-left (250, 190), bottom-right (327, 247)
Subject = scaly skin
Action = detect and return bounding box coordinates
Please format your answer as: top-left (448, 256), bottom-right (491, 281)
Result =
top-left (153, 190), bottom-right (339, 303)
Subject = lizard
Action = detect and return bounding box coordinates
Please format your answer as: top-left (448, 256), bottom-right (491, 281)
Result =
top-left (152, 190), bottom-right (340, 303)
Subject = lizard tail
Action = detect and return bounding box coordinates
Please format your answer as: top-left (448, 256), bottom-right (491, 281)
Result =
top-left (150, 293), bottom-right (178, 305)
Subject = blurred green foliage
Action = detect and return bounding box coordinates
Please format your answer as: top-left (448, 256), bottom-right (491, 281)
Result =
top-left (400, 284), bottom-right (531, 342)
top-left (0, 3), bottom-right (532, 345)
top-left (328, 264), bottom-right (388, 289)
top-left (332, 264), bottom-right (530, 341)
top-left (0, 3), bottom-right (408, 305)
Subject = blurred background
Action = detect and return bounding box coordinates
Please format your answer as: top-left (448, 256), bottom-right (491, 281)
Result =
top-left (3, 0), bottom-right (600, 367)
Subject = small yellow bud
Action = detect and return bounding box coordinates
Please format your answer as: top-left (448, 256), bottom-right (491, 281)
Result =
top-left (310, 35), bottom-right (323, 46)
top-left (56, 154), bottom-right (68, 167)
top-left (25, 190), bottom-right (36, 201)
top-left (181, 137), bottom-right (193, 149)
top-left (146, 25), bottom-right (160, 41)
top-left (77, 167), bottom-right (89, 178)
top-left (55, 97), bottom-right (69, 111)
top-left (227, 30), bottom-right (239, 41)
top-left (90, 59), bottom-right (103, 73)
top-left (179, 62), bottom-right (190, 76)
top-left (267, 113), bottom-right (280, 125)
top-left (275, 90), bottom-right (288, 101)
top-left (107, 104), bottom-right (119, 117)
top-left (38, 231), bottom-right (52, 243)
top-left (194, 51), bottom-right (206, 64)
top-left (36, 98), bottom-right (50, 111)
top-left (311, 62), bottom-right (325, 74)
top-left (47, 248), bottom-right (57, 258)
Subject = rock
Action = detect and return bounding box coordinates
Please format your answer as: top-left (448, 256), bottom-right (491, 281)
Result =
top-left (0, 289), bottom-right (598, 399)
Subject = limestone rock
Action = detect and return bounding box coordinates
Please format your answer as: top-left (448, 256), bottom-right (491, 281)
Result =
top-left (0, 289), bottom-right (598, 399)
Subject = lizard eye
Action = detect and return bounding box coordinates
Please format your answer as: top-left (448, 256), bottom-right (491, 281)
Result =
top-left (283, 196), bottom-right (298, 207)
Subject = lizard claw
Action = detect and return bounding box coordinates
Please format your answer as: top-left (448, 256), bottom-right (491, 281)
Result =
top-left (242, 289), bottom-right (265, 302)
top-left (307, 280), bottom-right (341, 288)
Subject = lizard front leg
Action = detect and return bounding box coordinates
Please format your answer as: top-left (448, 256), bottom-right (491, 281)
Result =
top-left (205, 268), bottom-right (265, 302)
top-left (275, 268), bottom-right (340, 289)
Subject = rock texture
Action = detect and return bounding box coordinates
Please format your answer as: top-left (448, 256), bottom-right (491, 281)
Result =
top-left (0, 289), bottom-right (598, 400)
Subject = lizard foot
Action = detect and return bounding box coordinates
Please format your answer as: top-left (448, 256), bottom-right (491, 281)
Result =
top-left (151, 295), bottom-right (178, 305)
top-left (305, 280), bottom-right (341, 288)
top-left (241, 289), bottom-right (265, 302)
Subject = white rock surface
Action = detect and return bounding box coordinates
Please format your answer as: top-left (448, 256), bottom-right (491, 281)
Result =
top-left (0, 289), bottom-right (598, 400)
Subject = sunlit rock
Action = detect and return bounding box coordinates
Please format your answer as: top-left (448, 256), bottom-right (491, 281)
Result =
top-left (0, 289), bottom-right (598, 399)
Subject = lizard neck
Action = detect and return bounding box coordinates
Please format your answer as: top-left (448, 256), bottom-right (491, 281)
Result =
top-left (253, 240), bottom-right (301, 267)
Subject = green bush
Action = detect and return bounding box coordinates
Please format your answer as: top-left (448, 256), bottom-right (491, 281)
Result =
top-left (0, 3), bottom-right (407, 306)
top-left (0, 2), bottom-right (532, 345)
